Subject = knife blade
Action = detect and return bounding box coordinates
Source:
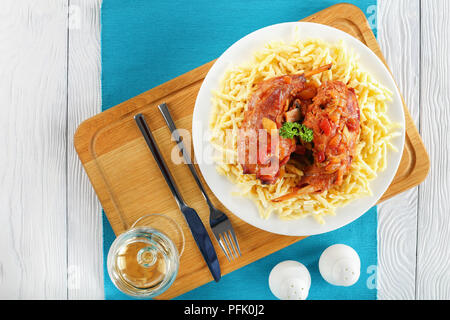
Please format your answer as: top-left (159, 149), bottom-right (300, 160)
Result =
top-left (134, 113), bottom-right (221, 282)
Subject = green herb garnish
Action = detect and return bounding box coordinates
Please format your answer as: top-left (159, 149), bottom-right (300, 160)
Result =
top-left (279, 122), bottom-right (314, 142)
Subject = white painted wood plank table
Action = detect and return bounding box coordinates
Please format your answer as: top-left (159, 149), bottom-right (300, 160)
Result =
top-left (0, 0), bottom-right (448, 300)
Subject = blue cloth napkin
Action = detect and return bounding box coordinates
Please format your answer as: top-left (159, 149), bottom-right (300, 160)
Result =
top-left (101, 0), bottom-right (378, 300)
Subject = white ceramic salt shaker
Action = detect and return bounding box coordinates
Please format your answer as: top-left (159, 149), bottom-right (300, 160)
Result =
top-left (318, 244), bottom-right (360, 287)
top-left (268, 260), bottom-right (311, 300)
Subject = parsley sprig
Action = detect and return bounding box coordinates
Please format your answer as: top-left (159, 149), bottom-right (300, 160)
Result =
top-left (279, 122), bottom-right (314, 142)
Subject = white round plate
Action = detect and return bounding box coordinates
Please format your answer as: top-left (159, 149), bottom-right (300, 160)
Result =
top-left (192, 22), bottom-right (405, 236)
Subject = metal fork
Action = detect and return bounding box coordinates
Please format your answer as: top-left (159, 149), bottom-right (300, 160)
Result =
top-left (158, 103), bottom-right (241, 261)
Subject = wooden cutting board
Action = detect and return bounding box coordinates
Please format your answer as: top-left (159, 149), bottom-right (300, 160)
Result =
top-left (74, 3), bottom-right (429, 299)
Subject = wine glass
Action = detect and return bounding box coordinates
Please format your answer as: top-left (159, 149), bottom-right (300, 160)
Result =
top-left (107, 213), bottom-right (185, 298)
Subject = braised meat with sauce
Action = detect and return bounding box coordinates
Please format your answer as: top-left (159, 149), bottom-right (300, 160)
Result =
top-left (273, 80), bottom-right (360, 201)
top-left (237, 65), bottom-right (331, 184)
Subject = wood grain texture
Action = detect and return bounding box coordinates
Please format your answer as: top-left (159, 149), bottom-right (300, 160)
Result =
top-left (73, 3), bottom-right (428, 299)
top-left (376, 0), bottom-right (420, 300)
top-left (418, 0), bottom-right (450, 299)
top-left (67, 0), bottom-right (103, 299)
top-left (0, 0), bottom-right (68, 299)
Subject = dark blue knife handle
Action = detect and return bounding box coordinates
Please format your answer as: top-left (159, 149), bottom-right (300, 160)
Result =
top-left (181, 206), bottom-right (221, 282)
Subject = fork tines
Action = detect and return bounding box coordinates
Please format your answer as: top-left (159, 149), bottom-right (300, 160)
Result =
top-left (215, 228), bottom-right (241, 261)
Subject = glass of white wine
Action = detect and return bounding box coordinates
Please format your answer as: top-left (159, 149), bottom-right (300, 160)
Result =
top-left (107, 213), bottom-right (185, 298)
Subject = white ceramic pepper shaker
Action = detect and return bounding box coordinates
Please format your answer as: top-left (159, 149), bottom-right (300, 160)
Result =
top-left (318, 244), bottom-right (360, 287)
top-left (268, 260), bottom-right (311, 300)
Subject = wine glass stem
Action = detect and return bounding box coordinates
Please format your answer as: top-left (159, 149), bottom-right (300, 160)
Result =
top-left (137, 246), bottom-right (157, 267)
